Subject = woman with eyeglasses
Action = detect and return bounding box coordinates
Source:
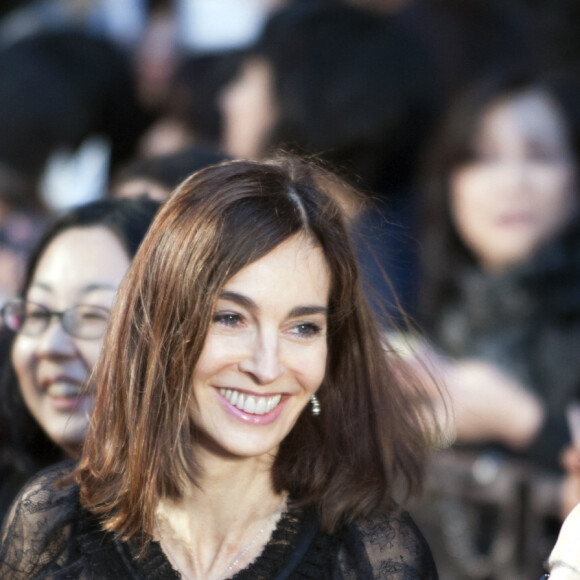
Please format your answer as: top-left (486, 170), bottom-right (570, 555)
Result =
top-left (0, 156), bottom-right (438, 579)
top-left (0, 198), bottom-right (159, 521)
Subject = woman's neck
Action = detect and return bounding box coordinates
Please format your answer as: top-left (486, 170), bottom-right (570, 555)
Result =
top-left (155, 453), bottom-right (285, 580)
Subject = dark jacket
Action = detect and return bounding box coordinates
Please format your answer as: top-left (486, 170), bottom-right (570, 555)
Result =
top-left (433, 220), bottom-right (580, 470)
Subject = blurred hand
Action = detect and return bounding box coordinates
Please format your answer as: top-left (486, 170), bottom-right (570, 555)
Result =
top-left (443, 359), bottom-right (546, 450)
top-left (386, 336), bottom-right (546, 450)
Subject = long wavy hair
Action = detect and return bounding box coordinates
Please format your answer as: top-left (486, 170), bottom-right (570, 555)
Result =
top-left (75, 155), bottom-right (434, 541)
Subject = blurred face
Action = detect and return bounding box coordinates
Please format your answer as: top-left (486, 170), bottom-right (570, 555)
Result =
top-left (192, 235), bottom-right (330, 461)
top-left (219, 57), bottom-right (279, 159)
top-left (11, 226), bottom-right (131, 456)
top-left (450, 88), bottom-right (577, 273)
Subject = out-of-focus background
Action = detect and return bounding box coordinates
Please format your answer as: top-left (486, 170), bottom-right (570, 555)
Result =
top-left (1, 1), bottom-right (580, 578)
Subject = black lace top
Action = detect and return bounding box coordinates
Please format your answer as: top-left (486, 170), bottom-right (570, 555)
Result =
top-left (0, 463), bottom-right (438, 579)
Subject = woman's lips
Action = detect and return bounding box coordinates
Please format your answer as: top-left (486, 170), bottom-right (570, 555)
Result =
top-left (219, 388), bottom-right (282, 414)
top-left (42, 378), bottom-right (87, 411)
top-left (217, 387), bottom-right (287, 425)
top-left (496, 212), bottom-right (534, 226)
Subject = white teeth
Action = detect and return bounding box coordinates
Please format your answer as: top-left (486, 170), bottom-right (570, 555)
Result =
top-left (255, 397), bottom-right (266, 414)
top-left (268, 396), bottom-right (280, 412)
top-left (244, 396), bottom-right (256, 414)
top-left (219, 389), bottom-right (282, 415)
top-left (46, 383), bottom-right (82, 398)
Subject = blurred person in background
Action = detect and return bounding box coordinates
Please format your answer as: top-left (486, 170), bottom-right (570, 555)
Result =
top-left (418, 68), bottom-right (580, 465)
top-left (0, 198), bottom-right (159, 522)
top-left (0, 165), bottom-right (46, 305)
top-left (0, 29), bottom-right (147, 213)
top-left (395, 0), bottom-right (534, 105)
top-left (413, 67), bottom-right (580, 577)
top-left (110, 144), bottom-right (230, 201)
top-left (219, 1), bottom-right (440, 318)
top-left (138, 52), bottom-right (242, 158)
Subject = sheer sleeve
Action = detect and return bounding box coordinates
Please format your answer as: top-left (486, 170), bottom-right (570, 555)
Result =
top-left (0, 461), bottom-right (82, 579)
top-left (338, 508), bottom-right (439, 579)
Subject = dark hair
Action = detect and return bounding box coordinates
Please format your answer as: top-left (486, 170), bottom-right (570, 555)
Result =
top-left (76, 155), bottom-right (433, 542)
top-left (0, 198), bottom-right (160, 504)
top-left (396, 0), bottom-right (533, 100)
top-left (245, 2), bottom-right (439, 192)
top-left (417, 67), bottom-right (580, 328)
top-left (111, 144), bottom-right (231, 199)
top-left (0, 30), bottom-right (147, 185)
top-left (166, 52), bottom-right (243, 145)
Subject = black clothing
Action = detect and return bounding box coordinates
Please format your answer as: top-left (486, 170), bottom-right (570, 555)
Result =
top-left (432, 220), bottom-right (580, 470)
top-left (0, 462), bottom-right (438, 579)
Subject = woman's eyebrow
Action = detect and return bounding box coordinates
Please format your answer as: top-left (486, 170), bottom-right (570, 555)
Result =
top-left (80, 283), bottom-right (119, 293)
top-left (28, 281), bottom-right (52, 292)
top-left (219, 291), bottom-right (327, 318)
top-left (29, 282), bottom-right (118, 294)
top-left (219, 291), bottom-right (257, 312)
top-left (288, 305), bottom-right (328, 318)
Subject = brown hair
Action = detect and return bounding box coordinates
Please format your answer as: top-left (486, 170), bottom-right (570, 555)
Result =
top-left (75, 154), bottom-right (433, 541)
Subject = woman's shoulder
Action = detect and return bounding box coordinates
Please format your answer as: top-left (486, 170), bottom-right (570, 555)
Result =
top-left (342, 507), bottom-right (439, 579)
top-left (4, 459), bottom-right (79, 518)
top-left (0, 460), bottom-right (81, 579)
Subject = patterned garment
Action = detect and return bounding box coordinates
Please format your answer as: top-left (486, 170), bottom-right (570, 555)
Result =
top-left (0, 462), bottom-right (438, 579)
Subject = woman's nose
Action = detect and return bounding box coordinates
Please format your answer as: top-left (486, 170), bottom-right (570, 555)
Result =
top-left (36, 317), bottom-right (77, 358)
top-left (501, 157), bottom-right (534, 193)
top-left (238, 332), bottom-right (284, 385)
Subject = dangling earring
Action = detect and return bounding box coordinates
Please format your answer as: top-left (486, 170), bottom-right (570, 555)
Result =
top-left (310, 394), bottom-right (321, 416)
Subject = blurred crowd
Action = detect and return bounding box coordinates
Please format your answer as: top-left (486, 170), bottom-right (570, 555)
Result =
top-left (1, 0), bottom-right (580, 578)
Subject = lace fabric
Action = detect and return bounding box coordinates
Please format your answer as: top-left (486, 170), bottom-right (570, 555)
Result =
top-left (0, 462), bottom-right (438, 579)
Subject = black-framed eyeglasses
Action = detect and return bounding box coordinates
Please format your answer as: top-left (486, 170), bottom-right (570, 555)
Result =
top-left (1, 299), bottom-right (111, 340)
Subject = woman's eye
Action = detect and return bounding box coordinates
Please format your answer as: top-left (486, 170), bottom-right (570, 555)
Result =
top-left (289, 322), bottom-right (323, 338)
top-left (27, 310), bottom-right (49, 320)
top-left (472, 150), bottom-right (500, 164)
top-left (527, 143), bottom-right (563, 163)
top-left (213, 312), bottom-right (243, 327)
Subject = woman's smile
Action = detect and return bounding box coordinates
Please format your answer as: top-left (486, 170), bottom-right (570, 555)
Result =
top-left (219, 388), bottom-right (283, 415)
top-left (218, 388), bottom-right (287, 425)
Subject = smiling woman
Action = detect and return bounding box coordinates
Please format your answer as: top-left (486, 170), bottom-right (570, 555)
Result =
top-left (0, 155), bottom-right (439, 579)
top-left (12, 226), bottom-right (131, 456)
top-left (0, 198), bottom-right (159, 521)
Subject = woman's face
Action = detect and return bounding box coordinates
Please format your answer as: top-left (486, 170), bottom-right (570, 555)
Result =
top-left (11, 226), bottom-right (131, 456)
top-left (219, 57), bottom-right (279, 160)
top-left (191, 235), bottom-right (330, 461)
top-left (450, 88), bottom-right (577, 273)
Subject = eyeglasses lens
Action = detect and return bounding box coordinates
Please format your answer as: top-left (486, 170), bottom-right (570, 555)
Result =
top-left (3, 301), bottom-right (47, 335)
top-left (2, 301), bottom-right (110, 339)
top-left (68, 305), bottom-right (109, 339)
